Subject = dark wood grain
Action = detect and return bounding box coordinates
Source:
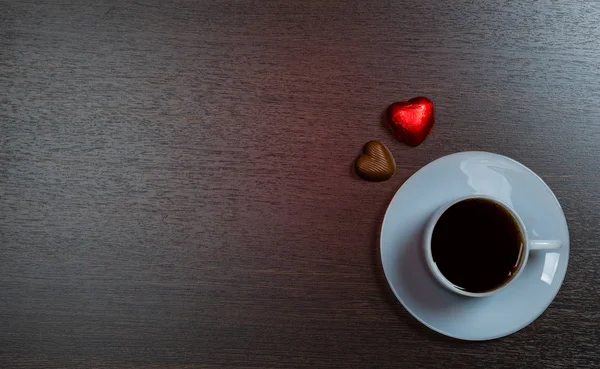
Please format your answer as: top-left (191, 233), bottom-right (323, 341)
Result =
top-left (1, 0), bottom-right (599, 367)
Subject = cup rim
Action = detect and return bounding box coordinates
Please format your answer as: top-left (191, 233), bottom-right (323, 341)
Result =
top-left (423, 195), bottom-right (529, 297)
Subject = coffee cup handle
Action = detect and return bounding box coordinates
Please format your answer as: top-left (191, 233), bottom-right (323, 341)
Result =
top-left (529, 240), bottom-right (562, 250)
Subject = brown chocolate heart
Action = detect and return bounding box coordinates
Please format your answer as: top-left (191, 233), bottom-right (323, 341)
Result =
top-left (355, 141), bottom-right (396, 182)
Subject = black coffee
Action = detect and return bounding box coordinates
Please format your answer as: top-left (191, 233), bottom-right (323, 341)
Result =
top-left (431, 198), bottom-right (524, 293)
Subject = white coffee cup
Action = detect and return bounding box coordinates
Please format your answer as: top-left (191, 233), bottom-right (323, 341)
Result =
top-left (423, 195), bottom-right (562, 297)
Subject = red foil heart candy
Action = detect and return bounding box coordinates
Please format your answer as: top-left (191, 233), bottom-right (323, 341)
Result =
top-left (387, 97), bottom-right (434, 146)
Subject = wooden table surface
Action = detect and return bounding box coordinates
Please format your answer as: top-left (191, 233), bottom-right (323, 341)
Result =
top-left (1, 1), bottom-right (599, 368)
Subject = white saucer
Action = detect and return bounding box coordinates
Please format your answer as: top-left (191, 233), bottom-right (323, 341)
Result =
top-left (380, 152), bottom-right (569, 341)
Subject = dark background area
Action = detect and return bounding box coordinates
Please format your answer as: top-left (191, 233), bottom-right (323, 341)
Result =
top-left (1, 1), bottom-right (599, 368)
